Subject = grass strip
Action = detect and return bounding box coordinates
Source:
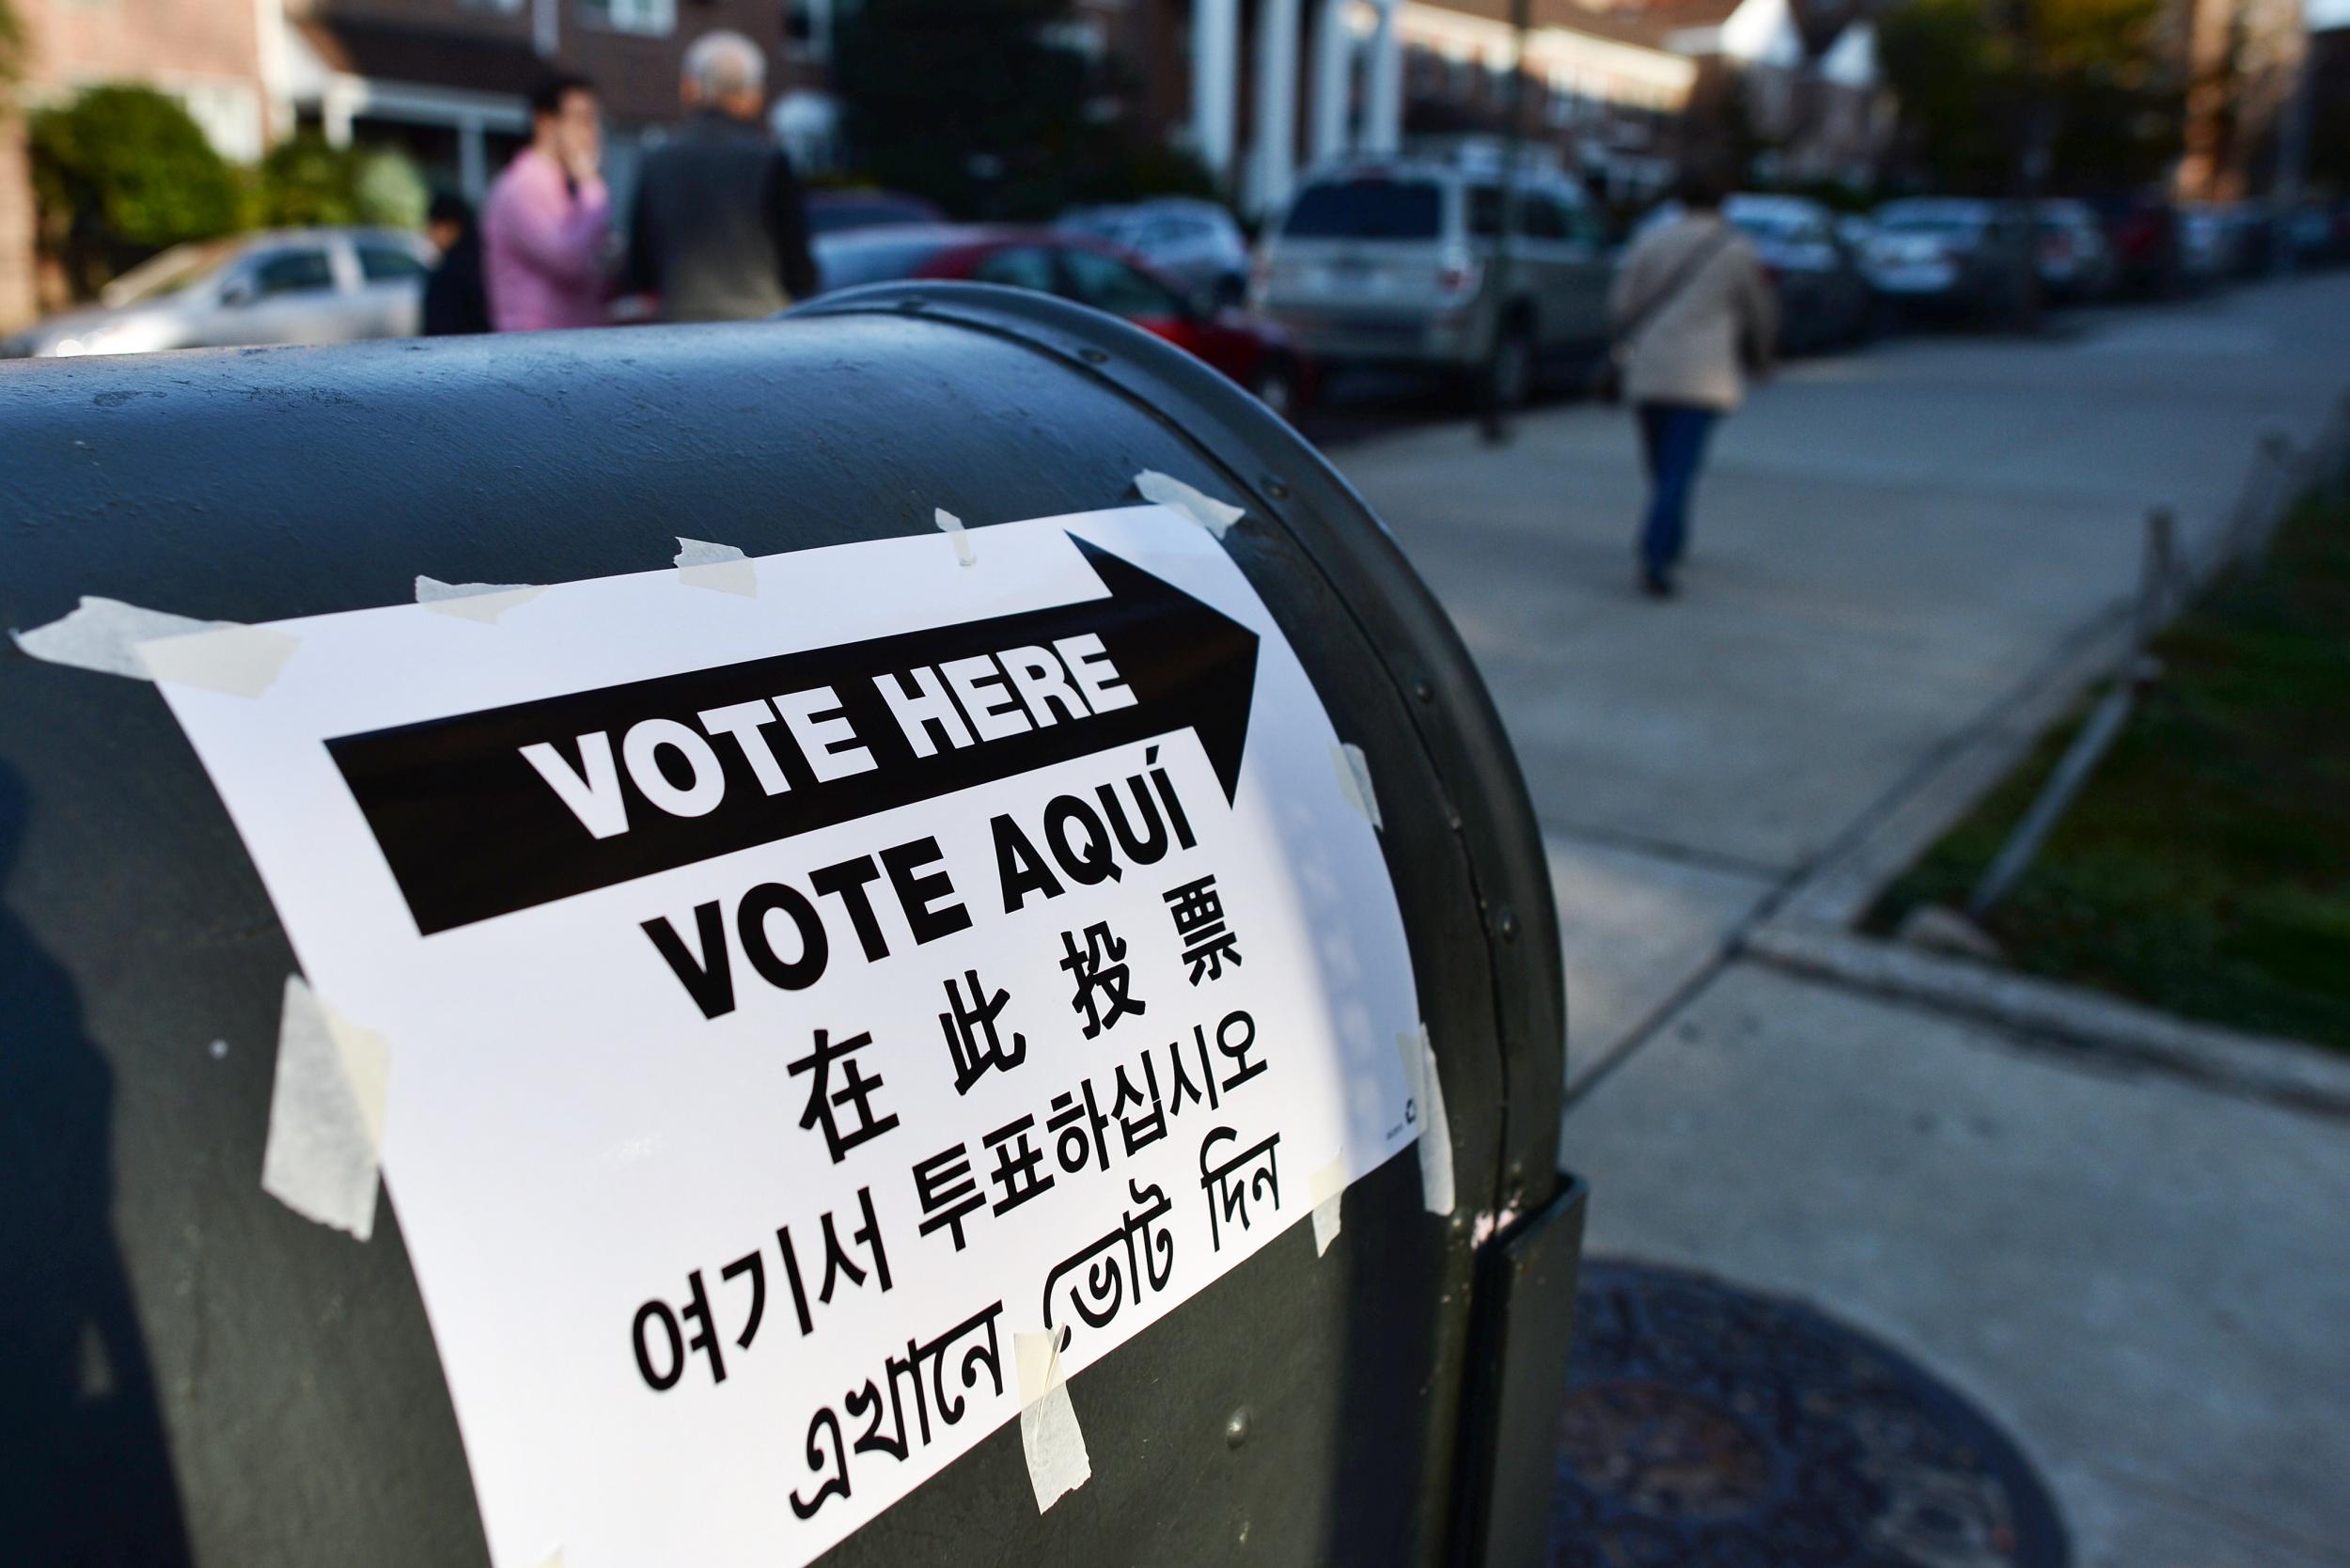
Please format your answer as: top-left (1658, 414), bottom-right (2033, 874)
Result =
top-left (1870, 495), bottom-right (2350, 1051)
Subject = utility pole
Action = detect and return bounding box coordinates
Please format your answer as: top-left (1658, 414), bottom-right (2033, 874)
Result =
top-left (2268, 0), bottom-right (2315, 270)
top-left (2008, 0), bottom-right (2048, 334)
top-left (1480, 0), bottom-right (1532, 446)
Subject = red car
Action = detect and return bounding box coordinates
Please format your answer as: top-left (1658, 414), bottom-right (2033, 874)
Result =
top-left (811, 225), bottom-right (1313, 416)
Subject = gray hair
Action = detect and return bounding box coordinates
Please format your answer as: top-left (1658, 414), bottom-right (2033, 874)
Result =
top-left (683, 30), bottom-right (767, 100)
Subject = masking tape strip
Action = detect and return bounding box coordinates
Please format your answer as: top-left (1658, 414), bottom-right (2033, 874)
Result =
top-left (1014, 1329), bottom-right (1092, 1513)
top-left (260, 975), bottom-right (391, 1242)
top-left (415, 575), bottom-right (546, 624)
top-left (13, 597), bottom-right (219, 680)
top-left (14, 596), bottom-right (297, 699)
top-left (1135, 469), bottom-right (1245, 539)
top-left (137, 623), bottom-right (301, 698)
top-left (1333, 741), bottom-right (1384, 831)
top-left (674, 537), bottom-right (757, 597)
top-left (1408, 1024), bottom-right (1456, 1216)
top-left (1308, 1156), bottom-right (1347, 1256)
top-left (934, 508), bottom-right (976, 569)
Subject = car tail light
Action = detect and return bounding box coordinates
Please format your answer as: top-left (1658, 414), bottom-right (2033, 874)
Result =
top-left (1435, 256), bottom-right (1481, 297)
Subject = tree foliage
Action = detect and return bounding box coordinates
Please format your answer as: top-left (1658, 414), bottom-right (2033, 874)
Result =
top-left (30, 85), bottom-right (242, 294)
top-left (1878, 0), bottom-right (2181, 196)
top-left (832, 0), bottom-right (1217, 219)
top-left (1, 0), bottom-right (27, 92)
top-left (833, 0), bottom-right (1089, 218)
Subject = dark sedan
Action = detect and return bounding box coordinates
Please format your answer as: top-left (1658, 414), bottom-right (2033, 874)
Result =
top-left (1864, 199), bottom-right (2035, 321)
top-left (1723, 194), bottom-right (1874, 353)
top-left (813, 225), bottom-right (1314, 416)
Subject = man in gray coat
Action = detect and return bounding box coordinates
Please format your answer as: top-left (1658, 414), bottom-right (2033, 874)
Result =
top-left (625, 31), bottom-right (819, 323)
top-left (1609, 165), bottom-right (1778, 598)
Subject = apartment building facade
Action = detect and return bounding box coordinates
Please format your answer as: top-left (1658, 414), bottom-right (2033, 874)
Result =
top-left (2, 0), bottom-right (1890, 331)
top-left (0, 0), bottom-right (821, 328)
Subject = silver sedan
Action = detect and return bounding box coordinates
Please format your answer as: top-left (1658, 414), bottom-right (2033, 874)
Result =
top-left (3, 227), bottom-right (435, 358)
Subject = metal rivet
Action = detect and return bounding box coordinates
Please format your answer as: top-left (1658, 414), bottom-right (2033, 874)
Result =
top-left (1412, 678), bottom-right (1434, 704)
top-left (1224, 1407), bottom-right (1250, 1448)
top-left (1496, 907), bottom-right (1519, 944)
top-left (1079, 347), bottom-right (1110, 364)
top-left (1262, 476), bottom-right (1290, 499)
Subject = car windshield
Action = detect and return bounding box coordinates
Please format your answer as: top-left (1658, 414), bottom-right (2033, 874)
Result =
top-left (1877, 210), bottom-right (1989, 235)
top-left (1282, 179), bottom-right (1443, 241)
top-left (814, 236), bottom-right (953, 291)
top-left (102, 239), bottom-right (243, 306)
top-left (1729, 210), bottom-right (1811, 240)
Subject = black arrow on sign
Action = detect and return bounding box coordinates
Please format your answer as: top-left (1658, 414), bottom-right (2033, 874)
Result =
top-left (328, 536), bottom-right (1261, 935)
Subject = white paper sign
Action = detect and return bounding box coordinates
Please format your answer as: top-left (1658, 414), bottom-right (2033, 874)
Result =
top-left (150, 506), bottom-right (1423, 1567)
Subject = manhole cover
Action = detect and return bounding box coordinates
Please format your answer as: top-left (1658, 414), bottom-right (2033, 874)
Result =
top-left (1552, 1261), bottom-right (2068, 1568)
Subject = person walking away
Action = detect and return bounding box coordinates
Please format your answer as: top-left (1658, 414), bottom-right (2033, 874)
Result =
top-left (420, 193), bottom-right (491, 336)
top-left (1609, 167), bottom-right (1777, 598)
top-left (481, 73), bottom-right (611, 332)
top-left (625, 31), bottom-right (818, 322)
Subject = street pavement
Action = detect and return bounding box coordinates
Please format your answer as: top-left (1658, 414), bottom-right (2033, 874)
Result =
top-left (1330, 273), bottom-right (2350, 1567)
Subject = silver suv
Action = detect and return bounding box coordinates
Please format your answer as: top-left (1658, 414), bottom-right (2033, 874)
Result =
top-left (1252, 153), bottom-right (1615, 406)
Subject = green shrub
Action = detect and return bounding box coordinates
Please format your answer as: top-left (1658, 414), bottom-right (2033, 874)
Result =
top-left (352, 149), bottom-right (430, 229)
top-left (252, 133), bottom-right (361, 227)
top-left (29, 85), bottom-right (241, 295)
top-left (249, 134), bottom-right (429, 229)
top-left (0, 1), bottom-right (25, 91)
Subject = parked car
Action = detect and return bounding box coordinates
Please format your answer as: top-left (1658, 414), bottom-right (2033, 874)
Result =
top-left (2175, 205), bottom-right (2238, 288)
top-left (811, 225), bottom-right (1313, 414)
top-left (2280, 201), bottom-right (2346, 268)
top-left (1059, 198), bottom-right (1251, 307)
top-left (805, 188), bottom-right (948, 235)
top-left (1863, 198), bottom-right (2034, 321)
top-left (1251, 155), bottom-right (1615, 408)
top-left (2033, 199), bottom-right (2115, 302)
top-left (1722, 193), bottom-right (1873, 352)
top-left (2, 227), bottom-right (435, 358)
top-left (2095, 190), bottom-right (2183, 297)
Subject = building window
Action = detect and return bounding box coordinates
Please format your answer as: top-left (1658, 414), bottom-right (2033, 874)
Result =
top-left (579, 0), bottom-right (675, 36)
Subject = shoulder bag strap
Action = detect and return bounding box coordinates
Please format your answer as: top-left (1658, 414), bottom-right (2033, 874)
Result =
top-left (1615, 225), bottom-right (1741, 347)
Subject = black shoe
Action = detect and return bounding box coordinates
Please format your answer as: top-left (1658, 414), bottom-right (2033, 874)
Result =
top-left (1640, 566), bottom-right (1677, 599)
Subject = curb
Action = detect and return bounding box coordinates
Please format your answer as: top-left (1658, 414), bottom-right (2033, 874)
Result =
top-left (1743, 920), bottom-right (2350, 1122)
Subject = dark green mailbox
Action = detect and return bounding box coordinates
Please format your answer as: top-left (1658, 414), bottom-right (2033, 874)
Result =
top-left (1, 284), bottom-right (1582, 1567)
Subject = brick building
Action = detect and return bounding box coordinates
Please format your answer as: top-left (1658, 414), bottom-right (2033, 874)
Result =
top-left (0, 0), bottom-right (827, 329)
top-left (274, 0), bottom-right (835, 201)
top-left (2, 0), bottom-right (271, 327)
top-left (1, 0), bottom-right (1893, 331)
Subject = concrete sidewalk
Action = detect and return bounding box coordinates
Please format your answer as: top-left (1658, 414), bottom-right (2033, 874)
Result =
top-left (1342, 271), bottom-right (2350, 1076)
top-left (1331, 274), bottom-right (2350, 1566)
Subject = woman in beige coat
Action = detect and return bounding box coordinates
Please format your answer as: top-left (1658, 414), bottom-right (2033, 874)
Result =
top-left (1609, 168), bottom-right (1778, 597)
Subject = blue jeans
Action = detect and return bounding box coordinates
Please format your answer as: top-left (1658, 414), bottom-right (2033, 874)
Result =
top-left (1636, 401), bottom-right (1720, 573)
